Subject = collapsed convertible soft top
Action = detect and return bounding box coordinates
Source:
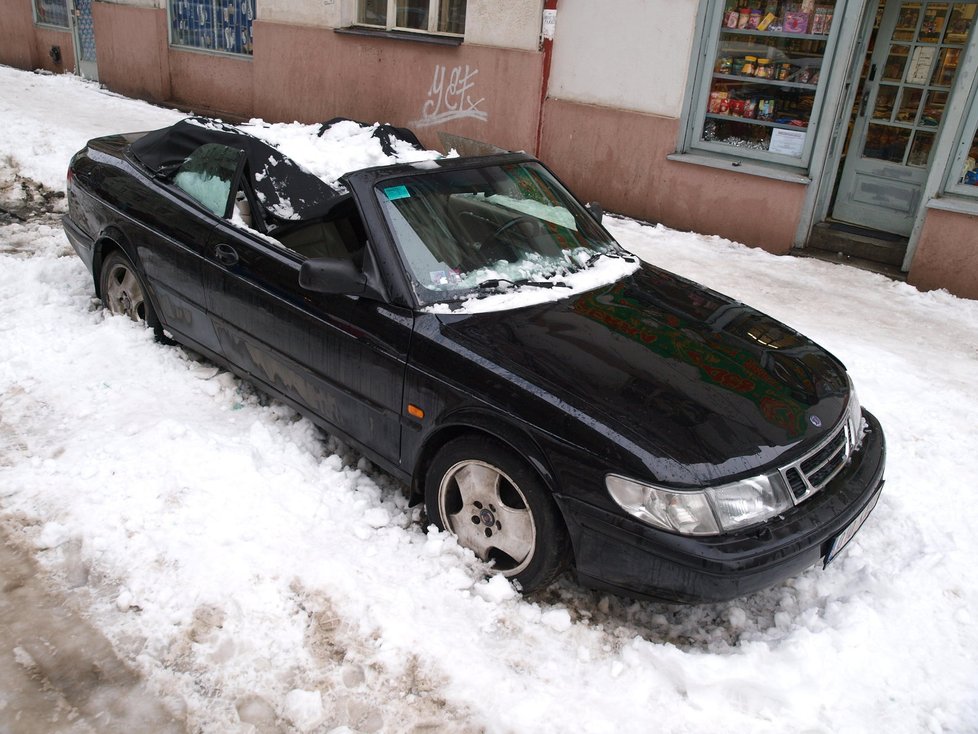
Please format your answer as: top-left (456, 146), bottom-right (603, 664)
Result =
top-left (129, 116), bottom-right (425, 224)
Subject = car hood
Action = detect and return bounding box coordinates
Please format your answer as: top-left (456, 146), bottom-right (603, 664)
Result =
top-left (435, 263), bottom-right (850, 486)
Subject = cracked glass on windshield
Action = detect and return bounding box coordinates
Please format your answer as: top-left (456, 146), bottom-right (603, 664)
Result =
top-left (375, 161), bottom-right (619, 305)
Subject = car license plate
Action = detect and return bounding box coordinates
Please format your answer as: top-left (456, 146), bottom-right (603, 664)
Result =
top-left (825, 485), bottom-right (883, 566)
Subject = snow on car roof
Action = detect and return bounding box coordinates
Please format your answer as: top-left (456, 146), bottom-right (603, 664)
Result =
top-left (128, 116), bottom-right (441, 223)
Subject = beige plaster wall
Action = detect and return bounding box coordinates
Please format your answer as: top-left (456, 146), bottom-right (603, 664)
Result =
top-left (547, 0), bottom-right (698, 118)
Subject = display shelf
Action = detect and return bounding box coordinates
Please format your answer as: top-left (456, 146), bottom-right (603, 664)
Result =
top-left (719, 28), bottom-right (829, 41)
top-left (712, 73), bottom-right (818, 91)
top-left (705, 113), bottom-right (809, 131)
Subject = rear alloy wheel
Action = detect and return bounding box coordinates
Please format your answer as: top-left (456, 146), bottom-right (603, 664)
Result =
top-left (99, 250), bottom-right (162, 336)
top-left (425, 436), bottom-right (569, 592)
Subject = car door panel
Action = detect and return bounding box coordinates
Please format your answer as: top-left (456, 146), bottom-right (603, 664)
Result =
top-left (202, 223), bottom-right (411, 464)
top-left (109, 167), bottom-right (221, 353)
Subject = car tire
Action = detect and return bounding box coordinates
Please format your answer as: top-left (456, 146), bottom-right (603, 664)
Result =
top-left (99, 250), bottom-right (163, 338)
top-left (425, 436), bottom-right (570, 592)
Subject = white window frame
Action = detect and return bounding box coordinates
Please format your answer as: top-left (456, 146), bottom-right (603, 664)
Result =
top-left (358, 0), bottom-right (465, 36)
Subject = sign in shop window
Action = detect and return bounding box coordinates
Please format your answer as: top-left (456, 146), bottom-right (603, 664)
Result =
top-left (694, 0), bottom-right (842, 165)
top-left (33, 0), bottom-right (69, 28)
top-left (169, 0), bottom-right (254, 55)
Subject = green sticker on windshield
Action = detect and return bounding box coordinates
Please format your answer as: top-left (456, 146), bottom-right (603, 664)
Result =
top-left (384, 185), bottom-right (410, 201)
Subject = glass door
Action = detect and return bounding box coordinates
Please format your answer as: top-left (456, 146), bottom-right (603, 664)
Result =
top-left (832, 1), bottom-right (977, 234)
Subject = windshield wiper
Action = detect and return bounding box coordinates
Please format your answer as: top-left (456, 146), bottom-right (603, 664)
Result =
top-left (477, 278), bottom-right (570, 291)
top-left (584, 250), bottom-right (637, 268)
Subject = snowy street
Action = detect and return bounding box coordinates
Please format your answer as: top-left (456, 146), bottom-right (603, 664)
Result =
top-left (2, 65), bottom-right (978, 733)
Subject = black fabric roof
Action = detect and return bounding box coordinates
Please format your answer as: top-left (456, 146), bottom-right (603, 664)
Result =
top-left (129, 117), bottom-right (347, 223)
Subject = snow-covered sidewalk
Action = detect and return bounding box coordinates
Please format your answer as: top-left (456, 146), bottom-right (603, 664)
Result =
top-left (2, 65), bottom-right (977, 734)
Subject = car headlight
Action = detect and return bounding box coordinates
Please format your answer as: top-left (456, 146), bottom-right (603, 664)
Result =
top-left (606, 471), bottom-right (794, 536)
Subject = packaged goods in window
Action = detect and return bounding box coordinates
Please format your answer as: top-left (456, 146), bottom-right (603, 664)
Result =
top-left (747, 9), bottom-right (763, 29)
top-left (725, 9), bottom-right (740, 28)
top-left (738, 8), bottom-right (751, 28)
top-left (742, 55), bottom-right (757, 76)
top-left (717, 56), bottom-right (733, 74)
top-left (755, 58), bottom-right (773, 78)
top-left (784, 11), bottom-right (810, 33)
top-left (812, 6), bottom-right (833, 34)
top-left (757, 12), bottom-right (776, 31)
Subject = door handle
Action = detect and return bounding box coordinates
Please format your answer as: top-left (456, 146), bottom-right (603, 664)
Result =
top-left (214, 243), bottom-right (239, 266)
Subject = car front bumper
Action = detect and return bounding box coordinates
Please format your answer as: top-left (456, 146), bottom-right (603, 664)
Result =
top-left (558, 409), bottom-right (886, 604)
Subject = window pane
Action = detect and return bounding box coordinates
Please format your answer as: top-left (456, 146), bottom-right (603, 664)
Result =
top-left (360, 0), bottom-right (386, 26)
top-left (945, 3), bottom-right (976, 43)
top-left (921, 90), bottom-right (948, 126)
top-left (907, 130), bottom-right (935, 166)
top-left (960, 126), bottom-right (978, 186)
top-left (170, 0), bottom-right (254, 55)
top-left (895, 88), bottom-right (922, 123)
top-left (873, 85), bottom-right (898, 121)
top-left (882, 45), bottom-right (910, 81)
top-left (929, 47), bottom-right (960, 87)
top-left (395, 0), bottom-right (428, 30)
top-left (918, 3), bottom-right (949, 43)
top-left (438, 0), bottom-right (466, 34)
top-left (700, 1), bottom-right (841, 161)
top-left (863, 124), bottom-right (910, 162)
top-left (34, 0), bottom-right (69, 28)
top-left (893, 5), bottom-right (920, 41)
top-left (173, 144), bottom-right (242, 216)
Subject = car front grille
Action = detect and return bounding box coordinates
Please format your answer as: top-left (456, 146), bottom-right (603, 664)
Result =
top-left (780, 413), bottom-right (855, 503)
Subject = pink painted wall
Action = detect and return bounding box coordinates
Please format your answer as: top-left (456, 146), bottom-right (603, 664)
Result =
top-left (93, 4), bottom-right (170, 103)
top-left (167, 48), bottom-right (254, 119)
top-left (539, 98), bottom-right (806, 255)
top-left (252, 21), bottom-right (543, 153)
top-left (0, 0), bottom-right (74, 73)
top-left (0, 0), bottom-right (38, 69)
top-left (908, 208), bottom-right (978, 300)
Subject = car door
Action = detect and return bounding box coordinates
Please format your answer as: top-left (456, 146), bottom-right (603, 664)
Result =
top-left (200, 215), bottom-right (413, 465)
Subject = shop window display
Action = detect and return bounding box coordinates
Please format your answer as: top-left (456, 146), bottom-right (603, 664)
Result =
top-left (169, 0), bottom-right (254, 55)
top-left (697, 1), bottom-right (841, 163)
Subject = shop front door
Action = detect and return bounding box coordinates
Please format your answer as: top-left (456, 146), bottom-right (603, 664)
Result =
top-left (832, 0), bottom-right (976, 235)
top-left (70, 0), bottom-right (98, 80)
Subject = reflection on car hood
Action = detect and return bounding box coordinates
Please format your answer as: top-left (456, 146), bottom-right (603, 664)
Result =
top-left (438, 262), bottom-right (850, 485)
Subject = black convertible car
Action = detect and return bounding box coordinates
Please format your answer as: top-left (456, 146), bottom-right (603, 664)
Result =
top-left (64, 118), bottom-right (885, 603)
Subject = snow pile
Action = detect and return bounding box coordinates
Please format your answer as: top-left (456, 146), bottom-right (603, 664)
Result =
top-left (2, 66), bottom-right (978, 733)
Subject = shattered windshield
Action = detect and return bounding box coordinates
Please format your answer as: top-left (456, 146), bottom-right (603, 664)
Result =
top-left (374, 161), bottom-right (623, 305)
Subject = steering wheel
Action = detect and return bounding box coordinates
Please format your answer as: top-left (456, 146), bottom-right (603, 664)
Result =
top-left (485, 215), bottom-right (541, 244)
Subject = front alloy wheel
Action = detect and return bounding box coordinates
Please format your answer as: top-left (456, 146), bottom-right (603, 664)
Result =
top-left (425, 436), bottom-right (569, 592)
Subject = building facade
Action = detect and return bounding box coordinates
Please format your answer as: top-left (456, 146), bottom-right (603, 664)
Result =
top-left (3, 0), bottom-right (978, 298)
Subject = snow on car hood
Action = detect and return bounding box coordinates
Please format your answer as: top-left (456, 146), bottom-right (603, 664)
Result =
top-left (436, 262), bottom-right (851, 485)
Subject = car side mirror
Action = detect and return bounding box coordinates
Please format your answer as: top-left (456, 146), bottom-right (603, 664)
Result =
top-left (586, 201), bottom-right (604, 224)
top-left (299, 257), bottom-right (367, 295)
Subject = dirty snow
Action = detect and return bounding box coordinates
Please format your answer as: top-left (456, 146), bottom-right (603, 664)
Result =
top-left (2, 65), bottom-right (978, 733)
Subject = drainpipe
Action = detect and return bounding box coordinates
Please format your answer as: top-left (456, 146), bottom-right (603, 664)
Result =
top-left (535, 0), bottom-right (558, 156)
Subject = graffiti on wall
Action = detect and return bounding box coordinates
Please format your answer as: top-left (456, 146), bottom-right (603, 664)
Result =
top-left (411, 64), bottom-right (487, 128)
